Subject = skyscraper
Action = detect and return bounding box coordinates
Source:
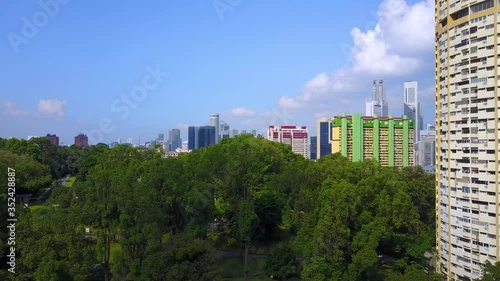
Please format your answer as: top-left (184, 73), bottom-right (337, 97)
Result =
top-left (127, 138), bottom-right (133, 144)
top-left (366, 80), bottom-right (388, 117)
top-left (197, 126), bottom-right (216, 148)
top-left (436, 1), bottom-right (499, 280)
top-left (188, 126), bottom-right (198, 150)
top-left (210, 114), bottom-right (220, 144)
top-left (158, 133), bottom-right (164, 142)
top-left (310, 136), bottom-right (317, 160)
top-left (403, 81), bottom-right (423, 142)
top-left (316, 117), bottom-right (332, 159)
top-left (251, 129), bottom-right (256, 136)
top-left (169, 129), bottom-right (181, 151)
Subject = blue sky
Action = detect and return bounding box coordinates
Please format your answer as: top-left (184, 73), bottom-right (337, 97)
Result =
top-left (1, 0), bottom-right (435, 145)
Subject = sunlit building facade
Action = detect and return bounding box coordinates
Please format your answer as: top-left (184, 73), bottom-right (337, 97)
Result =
top-left (436, 0), bottom-right (500, 280)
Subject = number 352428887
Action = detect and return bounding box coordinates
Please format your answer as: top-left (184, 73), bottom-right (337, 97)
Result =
top-left (7, 168), bottom-right (16, 214)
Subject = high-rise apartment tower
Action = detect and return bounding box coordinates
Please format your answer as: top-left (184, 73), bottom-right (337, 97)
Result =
top-left (436, 1), bottom-right (500, 280)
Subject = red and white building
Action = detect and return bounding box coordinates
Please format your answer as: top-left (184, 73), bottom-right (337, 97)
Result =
top-left (267, 125), bottom-right (309, 159)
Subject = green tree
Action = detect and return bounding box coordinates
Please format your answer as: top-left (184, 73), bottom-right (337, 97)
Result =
top-left (264, 245), bottom-right (297, 280)
top-left (478, 260), bottom-right (500, 281)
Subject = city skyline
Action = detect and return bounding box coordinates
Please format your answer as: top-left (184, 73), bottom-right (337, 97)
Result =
top-left (1, 0), bottom-right (435, 145)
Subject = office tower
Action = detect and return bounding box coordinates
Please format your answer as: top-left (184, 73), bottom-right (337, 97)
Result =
top-left (158, 133), bottom-right (164, 142)
top-left (366, 80), bottom-right (389, 117)
top-left (268, 125), bottom-right (309, 159)
top-left (310, 136), bottom-right (317, 160)
top-left (436, 1), bottom-right (499, 279)
top-left (231, 129), bottom-right (238, 137)
top-left (331, 113), bottom-right (414, 167)
top-left (197, 126), bottom-right (216, 149)
top-left (251, 129), bottom-right (256, 136)
top-left (241, 130), bottom-right (247, 134)
top-left (404, 81), bottom-right (423, 142)
top-left (127, 138), bottom-right (133, 144)
top-left (220, 121), bottom-right (230, 139)
top-left (169, 129), bottom-right (181, 151)
top-left (316, 117), bottom-right (332, 159)
top-left (426, 124), bottom-right (436, 131)
top-left (74, 134), bottom-right (89, 148)
top-left (415, 137), bottom-right (436, 169)
top-left (210, 114), bottom-right (220, 144)
top-left (188, 126), bottom-right (198, 150)
top-left (45, 134), bottom-right (59, 147)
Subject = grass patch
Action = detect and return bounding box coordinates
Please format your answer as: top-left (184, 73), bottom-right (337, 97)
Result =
top-left (109, 242), bottom-right (122, 265)
top-left (29, 205), bottom-right (50, 212)
top-left (64, 176), bottom-right (76, 187)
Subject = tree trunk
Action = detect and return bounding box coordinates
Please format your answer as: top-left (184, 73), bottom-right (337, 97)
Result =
top-left (244, 242), bottom-right (249, 279)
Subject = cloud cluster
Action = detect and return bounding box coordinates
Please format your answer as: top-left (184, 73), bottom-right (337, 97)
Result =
top-left (2, 99), bottom-right (67, 118)
top-left (229, 0), bottom-right (434, 132)
top-left (37, 99), bottom-right (67, 117)
top-left (277, 0), bottom-right (434, 113)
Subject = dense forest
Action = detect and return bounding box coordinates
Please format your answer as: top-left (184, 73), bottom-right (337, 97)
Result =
top-left (0, 134), bottom-right (486, 280)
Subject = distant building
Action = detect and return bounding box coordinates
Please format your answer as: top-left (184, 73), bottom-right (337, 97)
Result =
top-left (45, 134), bottom-right (59, 147)
top-left (268, 125), bottom-right (308, 159)
top-left (197, 126), bottom-right (216, 148)
top-left (181, 140), bottom-right (188, 150)
top-left (310, 136), bottom-right (317, 160)
top-left (188, 126), bottom-right (198, 150)
top-left (403, 81), bottom-right (423, 142)
top-left (74, 134), bottom-right (89, 148)
top-left (210, 114), bottom-right (220, 144)
top-left (127, 138), bottom-right (133, 144)
top-left (331, 113), bottom-right (414, 167)
top-left (169, 129), bottom-right (181, 151)
top-left (158, 133), bottom-right (164, 142)
top-left (316, 117), bottom-right (332, 159)
top-left (220, 121), bottom-right (230, 139)
top-left (241, 130), bottom-right (247, 134)
top-left (366, 80), bottom-right (388, 117)
top-left (231, 129), bottom-right (238, 137)
top-left (110, 142), bottom-right (118, 148)
top-left (415, 129), bottom-right (435, 168)
top-left (251, 129), bottom-right (256, 136)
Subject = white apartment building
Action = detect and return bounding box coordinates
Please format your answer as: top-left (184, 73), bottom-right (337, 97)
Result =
top-left (436, 0), bottom-right (500, 280)
top-left (267, 125), bottom-right (309, 159)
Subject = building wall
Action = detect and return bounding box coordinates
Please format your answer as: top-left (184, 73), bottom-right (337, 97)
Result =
top-left (310, 136), bottom-right (317, 160)
top-left (316, 118), bottom-right (332, 159)
top-left (268, 125), bottom-right (309, 159)
top-left (331, 113), bottom-right (414, 167)
top-left (436, 1), bottom-right (500, 280)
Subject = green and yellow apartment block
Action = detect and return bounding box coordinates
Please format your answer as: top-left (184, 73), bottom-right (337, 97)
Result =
top-left (331, 113), bottom-right (414, 167)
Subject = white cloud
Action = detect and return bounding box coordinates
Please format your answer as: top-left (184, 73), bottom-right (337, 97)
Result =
top-left (230, 106), bottom-right (256, 117)
top-left (36, 99), bottom-right (67, 117)
top-left (2, 101), bottom-right (30, 117)
top-left (276, 0), bottom-right (433, 114)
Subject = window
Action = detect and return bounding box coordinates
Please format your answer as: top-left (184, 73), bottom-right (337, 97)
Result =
top-left (471, 1), bottom-right (493, 14)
